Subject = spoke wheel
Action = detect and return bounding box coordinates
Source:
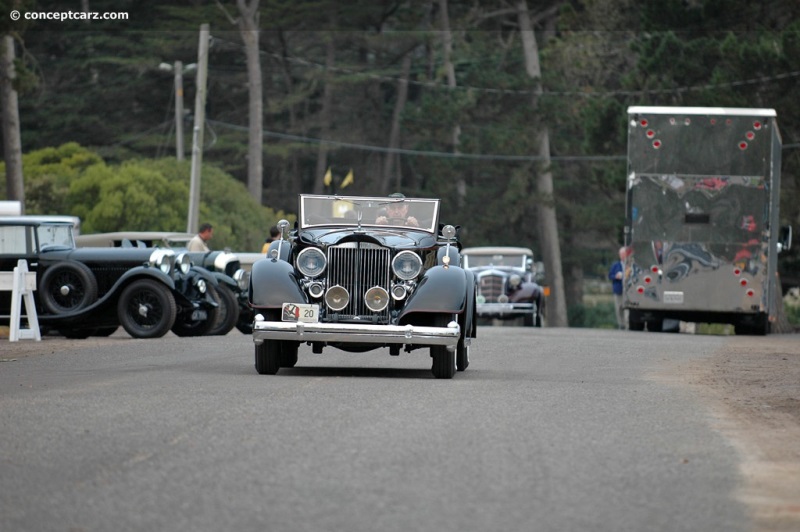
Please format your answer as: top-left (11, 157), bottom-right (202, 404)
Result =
top-left (39, 262), bottom-right (98, 314)
top-left (117, 279), bottom-right (177, 339)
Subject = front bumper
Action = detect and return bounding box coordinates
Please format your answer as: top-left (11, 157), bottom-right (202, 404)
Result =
top-left (476, 302), bottom-right (534, 316)
top-left (252, 319), bottom-right (460, 348)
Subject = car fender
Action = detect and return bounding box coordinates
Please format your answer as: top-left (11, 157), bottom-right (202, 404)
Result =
top-left (399, 265), bottom-right (467, 320)
top-left (437, 245), bottom-right (461, 266)
top-left (211, 272), bottom-right (239, 291)
top-left (509, 282), bottom-right (539, 303)
top-left (249, 258), bottom-right (307, 309)
top-left (463, 268), bottom-right (477, 338)
top-left (267, 240), bottom-right (292, 262)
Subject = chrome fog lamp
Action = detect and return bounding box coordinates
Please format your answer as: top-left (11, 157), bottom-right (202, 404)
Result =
top-left (297, 247), bottom-right (327, 278)
top-left (391, 283), bottom-right (407, 300)
top-left (392, 251), bottom-right (423, 281)
top-left (308, 281), bottom-right (325, 299)
top-left (149, 249), bottom-right (175, 275)
top-left (196, 278), bottom-right (207, 294)
top-left (325, 285), bottom-right (349, 311)
top-left (175, 252), bottom-right (192, 274)
top-left (509, 274), bottom-right (522, 288)
top-left (364, 286), bottom-right (390, 312)
top-left (498, 294), bottom-right (509, 304)
top-left (233, 269), bottom-right (249, 291)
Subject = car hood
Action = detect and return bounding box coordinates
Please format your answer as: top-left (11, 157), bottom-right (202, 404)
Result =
top-left (42, 246), bottom-right (159, 263)
top-left (297, 227), bottom-right (438, 250)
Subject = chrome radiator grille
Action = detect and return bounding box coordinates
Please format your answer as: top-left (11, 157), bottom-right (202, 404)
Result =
top-left (327, 244), bottom-right (391, 319)
top-left (478, 273), bottom-right (505, 303)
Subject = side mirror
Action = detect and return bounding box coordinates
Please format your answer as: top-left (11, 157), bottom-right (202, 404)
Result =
top-left (778, 225), bottom-right (792, 253)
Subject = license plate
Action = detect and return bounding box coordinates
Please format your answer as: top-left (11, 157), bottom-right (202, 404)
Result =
top-left (282, 303), bottom-right (319, 323)
top-left (191, 309), bottom-right (208, 321)
top-left (663, 291), bottom-right (684, 304)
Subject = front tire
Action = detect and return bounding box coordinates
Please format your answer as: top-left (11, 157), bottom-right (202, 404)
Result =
top-left (207, 285), bottom-right (240, 336)
top-left (255, 341), bottom-right (281, 374)
top-left (117, 279), bottom-right (177, 339)
top-left (431, 314), bottom-right (457, 379)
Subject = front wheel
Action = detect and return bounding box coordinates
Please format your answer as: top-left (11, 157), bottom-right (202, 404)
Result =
top-left (255, 341), bottom-right (281, 374)
top-left (431, 314), bottom-right (457, 379)
top-left (207, 285), bottom-right (240, 336)
top-left (117, 279), bottom-right (177, 339)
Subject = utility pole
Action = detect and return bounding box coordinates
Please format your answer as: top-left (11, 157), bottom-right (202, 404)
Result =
top-left (187, 24), bottom-right (209, 235)
top-left (173, 60), bottom-right (184, 161)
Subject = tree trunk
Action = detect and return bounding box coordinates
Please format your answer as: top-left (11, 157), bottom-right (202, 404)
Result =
top-left (236, 0), bottom-right (264, 204)
top-left (313, 33), bottom-right (336, 194)
top-left (1, 35), bottom-right (24, 210)
top-left (381, 52), bottom-right (412, 195)
top-left (517, 0), bottom-right (568, 327)
top-left (438, 0), bottom-right (465, 207)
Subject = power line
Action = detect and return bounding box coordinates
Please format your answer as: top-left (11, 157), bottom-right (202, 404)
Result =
top-left (206, 119), bottom-right (624, 162)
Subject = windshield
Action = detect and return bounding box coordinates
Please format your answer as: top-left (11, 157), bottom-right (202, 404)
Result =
top-left (37, 223), bottom-right (76, 250)
top-left (464, 253), bottom-right (529, 269)
top-left (299, 195), bottom-right (440, 233)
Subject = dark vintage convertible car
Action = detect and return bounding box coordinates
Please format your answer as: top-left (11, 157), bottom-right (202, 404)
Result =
top-left (0, 217), bottom-right (219, 338)
top-left (249, 194), bottom-right (478, 378)
top-left (75, 231), bottom-right (251, 335)
top-left (462, 246), bottom-right (546, 327)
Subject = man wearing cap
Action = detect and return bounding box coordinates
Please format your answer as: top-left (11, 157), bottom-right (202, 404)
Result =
top-left (376, 193), bottom-right (419, 227)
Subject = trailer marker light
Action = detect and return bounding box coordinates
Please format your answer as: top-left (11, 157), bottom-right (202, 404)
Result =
top-left (644, 276), bottom-right (652, 284)
top-left (740, 278), bottom-right (748, 286)
top-left (746, 289), bottom-right (755, 297)
top-left (651, 265), bottom-right (659, 273)
top-left (640, 119), bottom-right (648, 127)
top-left (652, 140), bottom-right (662, 149)
top-left (669, 117), bottom-right (676, 125)
top-left (684, 118), bottom-right (691, 125)
top-left (637, 286), bottom-right (645, 294)
top-left (733, 267), bottom-right (741, 276)
top-left (710, 118), bottom-right (717, 125)
top-left (739, 141), bottom-right (748, 150)
top-left (646, 130), bottom-right (655, 138)
top-left (746, 131), bottom-right (755, 140)
top-left (753, 121), bottom-right (762, 130)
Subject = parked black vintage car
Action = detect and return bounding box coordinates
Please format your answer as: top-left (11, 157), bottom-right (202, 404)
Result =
top-left (249, 194), bottom-right (478, 379)
top-left (462, 246), bottom-right (546, 327)
top-left (0, 217), bottom-right (219, 338)
top-left (75, 231), bottom-right (252, 335)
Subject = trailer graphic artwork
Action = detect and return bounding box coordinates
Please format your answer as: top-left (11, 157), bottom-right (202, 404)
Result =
top-left (623, 106), bottom-right (790, 335)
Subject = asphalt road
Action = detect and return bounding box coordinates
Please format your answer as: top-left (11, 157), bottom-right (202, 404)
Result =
top-left (1, 327), bottom-right (752, 532)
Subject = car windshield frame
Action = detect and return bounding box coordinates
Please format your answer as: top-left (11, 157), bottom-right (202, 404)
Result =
top-left (299, 194), bottom-right (440, 233)
top-left (464, 252), bottom-right (529, 269)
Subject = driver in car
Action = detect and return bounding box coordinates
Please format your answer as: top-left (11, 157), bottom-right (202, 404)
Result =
top-left (376, 193), bottom-right (419, 227)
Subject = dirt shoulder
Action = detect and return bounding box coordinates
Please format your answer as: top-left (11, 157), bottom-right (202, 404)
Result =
top-left (684, 334), bottom-right (800, 532)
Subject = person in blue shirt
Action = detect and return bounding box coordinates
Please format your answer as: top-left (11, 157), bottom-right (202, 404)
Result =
top-left (608, 246), bottom-right (627, 329)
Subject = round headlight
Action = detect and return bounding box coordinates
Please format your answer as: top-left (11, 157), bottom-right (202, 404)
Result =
top-left (325, 285), bottom-right (349, 311)
top-left (297, 247), bottom-right (327, 278)
top-left (233, 269), bottom-right (249, 291)
top-left (149, 249), bottom-right (175, 275)
top-left (176, 253), bottom-right (191, 274)
top-left (392, 251), bottom-right (423, 281)
top-left (364, 286), bottom-right (390, 312)
top-left (509, 274), bottom-right (522, 288)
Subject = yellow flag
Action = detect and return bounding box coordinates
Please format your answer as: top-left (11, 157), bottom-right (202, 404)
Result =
top-left (341, 168), bottom-right (354, 188)
top-left (323, 167), bottom-right (332, 186)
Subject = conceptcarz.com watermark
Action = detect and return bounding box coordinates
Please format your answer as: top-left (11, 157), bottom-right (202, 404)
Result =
top-left (9, 9), bottom-right (129, 21)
